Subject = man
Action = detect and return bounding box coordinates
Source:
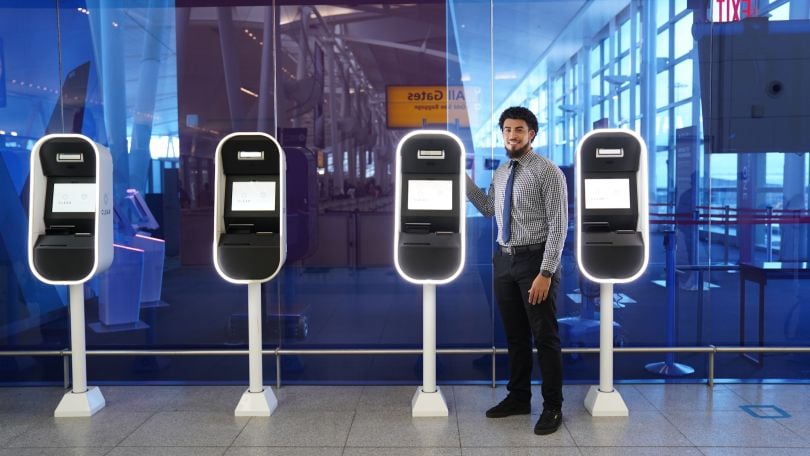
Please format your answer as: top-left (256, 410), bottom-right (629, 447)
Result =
top-left (467, 106), bottom-right (568, 435)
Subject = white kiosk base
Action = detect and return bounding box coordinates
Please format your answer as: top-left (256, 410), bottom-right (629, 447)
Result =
top-left (235, 388), bottom-right (278, 417)
top-left (412, 386), bottom-right (449, 417)
top-left (584, 385), bottom-right (628, 417)
top-left (54, 386), bottom-right (105, 417)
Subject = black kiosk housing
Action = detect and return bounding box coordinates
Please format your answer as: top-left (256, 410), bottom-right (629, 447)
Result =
top-left (395, 131), bottom-right (465, 283)
top-left (576, 129), bottom-right (648, 282)
top-left (214, 133), bottom-right (285, 283)
top-left (28, 135), bottom-right (113, 284)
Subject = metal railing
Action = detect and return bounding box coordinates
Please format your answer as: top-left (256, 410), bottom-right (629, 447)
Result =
top-left (4, 345), bottom-right (810, 389)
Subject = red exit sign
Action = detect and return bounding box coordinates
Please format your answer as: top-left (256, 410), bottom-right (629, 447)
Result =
top-left (713, 0), bottom-right (758, 22)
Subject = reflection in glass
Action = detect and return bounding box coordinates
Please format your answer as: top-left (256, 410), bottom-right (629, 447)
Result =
top-left (2, 0), bottom-right (810, 384)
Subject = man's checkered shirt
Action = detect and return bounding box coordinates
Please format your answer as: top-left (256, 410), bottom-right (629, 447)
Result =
top-left (468, 150), bottom-right (568, 274)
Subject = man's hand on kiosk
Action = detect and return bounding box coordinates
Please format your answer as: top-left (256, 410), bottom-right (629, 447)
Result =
top-left (529, 273), bottom-right (551, 305)
top-left (465, 173), bottom-right (475, 191)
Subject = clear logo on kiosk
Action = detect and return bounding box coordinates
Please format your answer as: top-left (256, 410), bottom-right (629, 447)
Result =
top-left (584, 178), bottom-right (630, 210)
top-left (52, 183), bottom-right (95, 213)
top-left (231, 181), bottom-right (276, 212)
top-left (408, 179), bottom-right (452, 211)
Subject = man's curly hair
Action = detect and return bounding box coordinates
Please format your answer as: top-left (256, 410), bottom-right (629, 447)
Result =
top-left (498, 106), bottom-right (539, 137)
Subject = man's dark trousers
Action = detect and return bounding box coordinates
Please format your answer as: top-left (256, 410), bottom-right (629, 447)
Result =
top-left (493, 246), bottom-right (563, 410)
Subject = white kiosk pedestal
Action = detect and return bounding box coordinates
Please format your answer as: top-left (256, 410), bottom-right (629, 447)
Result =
top-left (235, 282), bottom-right (278, 416)
top-left (412, 284), bottom-right (448, 417)
top-left (213, 132), bottom-right (285, 416)
top-left (55, 284), bottom-right (106, 417)
top-left (394, 130), bottom-right (465, 418)
top-left (584, 283), bottom-right (628, 417)
top-left (576, 128), bottom-right (648, 418)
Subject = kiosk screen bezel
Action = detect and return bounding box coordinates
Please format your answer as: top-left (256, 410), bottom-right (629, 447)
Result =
top-left (583, 177), bottom-right (631, 210)
top-left (401, 174), bottom-right (459, 233)
top-left (229, 180), bottom-right (277, 212)
top-left (224, 175), bottom-right (280, 233)
top-left (44, 176), bottom-right (96, 234)
top-left (407, 179), bottom-right (454, 211)
top-left (51, 182), bottom-right (96, 213)
top-left (580, 172), bottom-right (638, 231)
top-left (402, 174), bottom-right (459, 217)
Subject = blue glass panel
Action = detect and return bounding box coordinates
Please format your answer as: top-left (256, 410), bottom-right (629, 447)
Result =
top-left (0, 1), bottom-right (69, 382)
top-left (3, 0), bottom-right (810, 386)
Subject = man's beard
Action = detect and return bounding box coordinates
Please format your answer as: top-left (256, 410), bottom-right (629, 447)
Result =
top-left (505, 142), bottom-right (531, 159)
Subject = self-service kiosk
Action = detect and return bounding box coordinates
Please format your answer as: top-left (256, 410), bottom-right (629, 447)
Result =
top-left (28, 134), bottom-right (113, 417)
top-left (394, 130), bottom-right (465, 417)
top-left (576, 128), bottom-right (649, 417)
top-left (213, 132), bottom-right (285, 416)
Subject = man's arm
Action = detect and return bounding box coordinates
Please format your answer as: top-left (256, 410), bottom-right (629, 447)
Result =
top-left (540, 166), bottom-right (569, 275)
top-left (528, 166), bottom-right (568, 305)
top-left (466, 173), bottom-right (495, 217)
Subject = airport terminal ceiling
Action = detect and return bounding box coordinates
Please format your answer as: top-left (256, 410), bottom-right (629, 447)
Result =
top-left (0, 1), bottom-right (631, 151)
top-left (172, 0), bottom-right (592, 133)
top-left (76, 1), bottom-right (618, 143)
top-left (177, 1), bottom-right (453, 122)
top-left (169, 0), bottom-right (632, 181)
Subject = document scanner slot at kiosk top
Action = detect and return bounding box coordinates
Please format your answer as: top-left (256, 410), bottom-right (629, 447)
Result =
top-left (215, 134), bottom-right (285, 282)
top-left (30, 136), bottom-right (110, 283)
top-left (396, 132), bottom-right (465, 282)
top-left (577, 130), bottom-right (648, 281)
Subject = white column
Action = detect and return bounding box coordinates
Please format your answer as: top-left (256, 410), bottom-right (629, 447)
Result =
top-left (217, 6), bottom-right (245, 131)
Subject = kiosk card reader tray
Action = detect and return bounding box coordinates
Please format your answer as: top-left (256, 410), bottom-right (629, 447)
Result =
top-left (33, 235), bottom-right (95, 282)
top-left (580, 231), bottom-right (644, 279)
top-left (398, 232), bottom-right (461, 281)
top-left (217, 232), bottom-right (281, 281)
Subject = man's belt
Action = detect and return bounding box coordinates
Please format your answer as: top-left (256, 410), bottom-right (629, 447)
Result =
top-left (499, 243), bottom-right (545, 255)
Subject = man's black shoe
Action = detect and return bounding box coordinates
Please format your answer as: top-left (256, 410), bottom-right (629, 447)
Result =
top-left (534, 408), bottom-right (562, 435)
top-left (485, 396), bottom-right (531, 418)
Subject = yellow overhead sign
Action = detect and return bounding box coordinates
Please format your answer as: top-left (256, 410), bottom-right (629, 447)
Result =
top-left (386, 86), bottom-right (470, 129)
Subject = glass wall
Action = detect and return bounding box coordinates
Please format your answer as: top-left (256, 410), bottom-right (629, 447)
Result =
top-left (2, 0), bottom-right (810, 385)
top-left (0, 1), bottom-right (65, 381)
top-left (458, 0), bottom-right (810, 382)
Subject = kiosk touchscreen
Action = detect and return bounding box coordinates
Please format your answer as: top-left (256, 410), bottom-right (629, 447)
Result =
top-left (213, 132), bottom-right (285, 417)
top-left (28, 134), bottom-right (113, 417)
top-left (394, 130), bottom-right (466, 284)
top-left (575, 128), bottom-right (649, 418)
top-left (393, 130), bottom-right (465, 418)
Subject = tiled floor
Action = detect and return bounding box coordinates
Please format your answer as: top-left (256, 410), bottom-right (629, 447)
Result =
top-left (1, 384), bottom-right (810, 455)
